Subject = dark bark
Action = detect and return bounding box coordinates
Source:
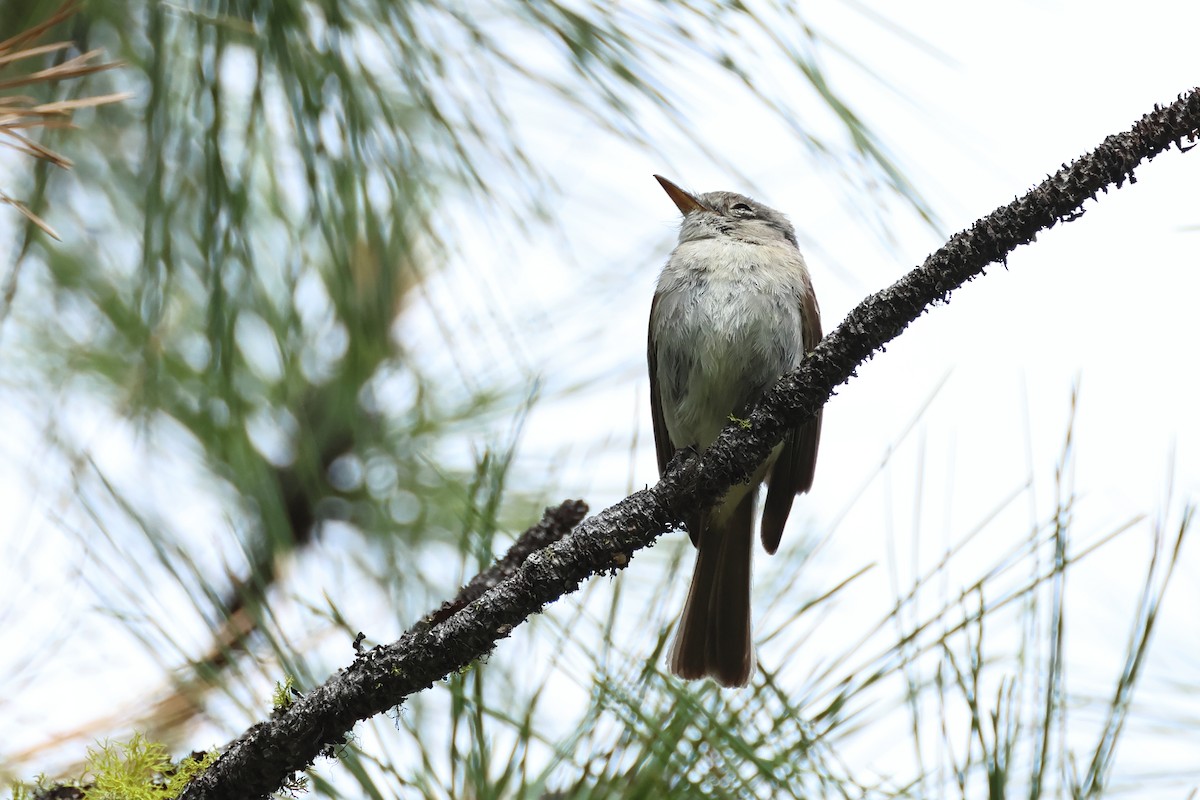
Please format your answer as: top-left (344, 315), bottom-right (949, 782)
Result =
top-left (412, 498), bottom-right (590, 633)
top-left (179, 88), bottom-right (1200, 800)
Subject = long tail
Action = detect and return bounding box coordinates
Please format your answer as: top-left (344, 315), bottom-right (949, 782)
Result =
top-left (667, 494), bottom-right (755, 687)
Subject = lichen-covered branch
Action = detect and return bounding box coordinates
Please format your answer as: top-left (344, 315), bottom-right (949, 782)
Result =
top-left (411, 498), bottom-right (590, 634)
top-left (179, 88), bottom-right (1200, 800)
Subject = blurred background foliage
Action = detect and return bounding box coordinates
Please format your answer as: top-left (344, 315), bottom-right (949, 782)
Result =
top-left (0, 2), bottom-right (1192, 799)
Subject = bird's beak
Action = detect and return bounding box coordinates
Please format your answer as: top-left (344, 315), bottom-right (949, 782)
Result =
top-left (654, 175), bottom-right (707, 215)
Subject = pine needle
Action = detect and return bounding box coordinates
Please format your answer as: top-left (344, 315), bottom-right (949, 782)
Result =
top-left (0, 1), bottom-right (128, 237)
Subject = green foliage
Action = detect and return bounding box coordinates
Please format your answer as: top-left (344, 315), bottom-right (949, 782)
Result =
top-left (272, 675), bottom-right (298, 714)
top-left (7, 775), bottom-right (60, 800)
top-left (727, 414), bottom-right (752, 430)
top-left (6, 737), bottom-right (218, 800)
top-left (86, 735), bottom-right (215, 799)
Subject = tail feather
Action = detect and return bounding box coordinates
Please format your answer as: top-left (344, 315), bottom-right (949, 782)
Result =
top-left (667, 495), bottom-right (755, 687)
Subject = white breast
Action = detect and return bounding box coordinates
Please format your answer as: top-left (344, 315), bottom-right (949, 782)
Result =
top-left (652, 238), bottom-right (810, 451)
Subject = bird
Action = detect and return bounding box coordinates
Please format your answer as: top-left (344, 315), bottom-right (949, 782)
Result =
top-left (648, 174), bottom-right (822, 687)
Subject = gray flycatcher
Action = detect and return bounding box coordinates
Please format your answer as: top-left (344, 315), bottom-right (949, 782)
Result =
top-left (648, 175), bottom-right (822, 688)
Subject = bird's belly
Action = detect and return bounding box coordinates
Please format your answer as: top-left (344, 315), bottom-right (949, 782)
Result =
top-left (656, 273), bottom-right (804, 450)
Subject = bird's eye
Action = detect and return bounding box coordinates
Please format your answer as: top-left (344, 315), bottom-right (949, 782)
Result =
top-left (730, 202), bottom-right (753, 216)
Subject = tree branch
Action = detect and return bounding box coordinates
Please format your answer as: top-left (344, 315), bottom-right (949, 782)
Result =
top-left (410, 498), bottom-right (590, 634)
top-left (179, 88), bottom-right (1200, 800)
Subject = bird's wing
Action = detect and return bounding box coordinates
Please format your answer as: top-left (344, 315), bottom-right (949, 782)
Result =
top-left (648, 292), bottom-right (677, 477)
top-left (761, 273), bottom-right (823, 554)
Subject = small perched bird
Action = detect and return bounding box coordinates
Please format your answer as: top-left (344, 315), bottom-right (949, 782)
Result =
top-left (648, 175), bottom-right (822, 687)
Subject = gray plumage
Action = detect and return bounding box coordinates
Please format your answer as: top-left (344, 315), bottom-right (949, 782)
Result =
top-left (648, 176), bottom-right (822, 688)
